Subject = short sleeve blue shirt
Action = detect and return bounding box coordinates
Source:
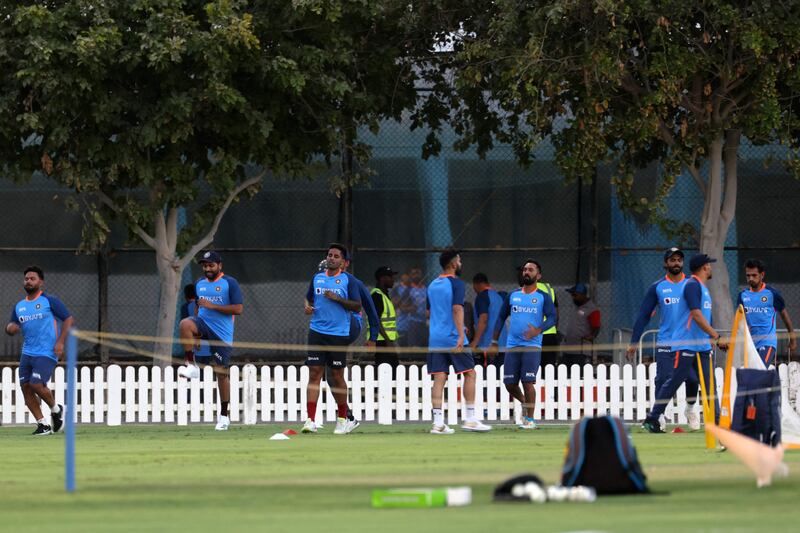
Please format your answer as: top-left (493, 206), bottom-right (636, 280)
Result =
top-left (738, 284), bottom-right (785, 349)
top-left (307, 270), bottom-right (360, 337)
top-left (195, 274), bottom-right (243, 345)
top-left (427, 275), bottom-right (466, 349)
top-left (10, 291), bottom-right (71, 360)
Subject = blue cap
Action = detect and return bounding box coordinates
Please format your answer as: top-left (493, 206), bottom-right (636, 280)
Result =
top-left (566, 283), bottom-right (588, 295)
top-left (688, 253), bottom-right (716, 272)
top-left (198, 250), bottom-right (222, 264)
top-left (663, 247), bottom-right (684, 261)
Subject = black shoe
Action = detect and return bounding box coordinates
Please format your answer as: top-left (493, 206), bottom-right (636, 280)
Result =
top-left (32, 423), bottom-right (53, 436)
top-left (51, 404), bottom-right (64, 433)
top-left (641, 418), bottom-right (664, 434)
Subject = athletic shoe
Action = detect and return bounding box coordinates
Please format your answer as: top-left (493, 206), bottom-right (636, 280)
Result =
top-left (51, 404), bottom-right (64, 434)
top-left (659, 414), bottom-right (666, 432)
top-left (461, 420), bottom-right (492, 432)
top-left (430, 423), bottom-right (455, 435)
top-left (641, 418), bottom-right (664, 433)
top-left (333, 417), bottom-right (348, 435)
top-left (518, 418), bottom-right (538, 430)
top-left (215, 415), bottom-right (230, 431)
top-left (343, 418), bottom-right (360, 434)
top-left (685, 405), bottom-right (701, 430)
top-left (32, 423), bottom-right (53, 436)
top-left (301, 419), bottom-right (317, 434)
top-left (178, 364), bottom-right (200, 380)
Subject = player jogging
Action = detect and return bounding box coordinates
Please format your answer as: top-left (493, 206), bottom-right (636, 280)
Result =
top-left (492, 260), bottom-right (556, 429)
top-left (178, 251), bottom-right (243, 431)
top-left (627, 247), bottom-right (701, 430)
top-left (427, 249), bottom-right (491, 434)
top-left (737, 258), bottom-right (797, 366)
top-left (6, 266), bottom-right (73, 435)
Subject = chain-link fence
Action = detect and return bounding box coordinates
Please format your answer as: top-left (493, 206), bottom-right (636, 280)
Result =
top-left (2, 125), bottom-right (799, 364)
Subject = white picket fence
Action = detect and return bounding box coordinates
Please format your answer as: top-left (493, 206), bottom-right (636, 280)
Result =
top-left (2, 363), bottom-right (799, 426)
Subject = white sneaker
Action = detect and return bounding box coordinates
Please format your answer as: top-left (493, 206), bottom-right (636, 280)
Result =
top-left (430, 423), bottom-right (455, 435)
top-left (333, 417), bottom-right (348, 435)
top-left (518, 418), bottom-right (538, 430)
top-left (343, 418), bottom-right (360, 434)
top-left (686, 405), bottom-right (701, 430)
top-left (659, 414), bottom-right (666, 432)
top-left (461, 420), bottom-right (492, 432)
top-left (301, 419), bottom-right (317, 433)
top-left (178, 364), bottom-right (200, 380)
top-left (215, 415), bottom-right (230, 431)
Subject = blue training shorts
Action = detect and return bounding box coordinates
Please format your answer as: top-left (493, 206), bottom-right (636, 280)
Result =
top-left (189, 317), bottom-right (232, 367)
top-left (306, 329), bottom-right (350, 368)
top-left (503, 348), bottom-right (541, 384)
top-left (19, 354), bottom-right (58, 385)
top-left (427, 351), bottom-right (474, 374)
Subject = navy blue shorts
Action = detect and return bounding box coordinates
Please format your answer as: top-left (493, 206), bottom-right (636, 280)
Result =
top-left (19, 354), bottom-right (58, 385)
top-left (503, 348), bottom-right (541, 384)
top-left (758, 345), bottom-right (777, 366)
top-left (306, 329), bottom-right (350, 368)
top-left (189, 317), bottom-right (232, 367)
top-left (427, 351), bottom-right (474, 374)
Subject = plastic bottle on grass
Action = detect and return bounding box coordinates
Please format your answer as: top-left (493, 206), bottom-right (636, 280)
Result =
top-left (371, 487), bottom-right (472, 508)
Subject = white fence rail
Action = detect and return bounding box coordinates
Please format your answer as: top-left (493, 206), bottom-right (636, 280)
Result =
top-left (2, 363), bottom-right (799, 426)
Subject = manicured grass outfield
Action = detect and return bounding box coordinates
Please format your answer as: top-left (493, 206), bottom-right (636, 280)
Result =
top-left (1, 423), bottom-right (799, 533)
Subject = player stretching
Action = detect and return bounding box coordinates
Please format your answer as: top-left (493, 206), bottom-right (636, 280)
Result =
top-left (6, 266), bottom-right (73, 435)
top-left (178, 251), bottom-right (243, 431)
top-left (627, 247), bottom-right (701, 430)
top-left (738, 259), bottom-right (797, 366)
top-left (492, 260), bottom-right (556, 429)
top-left (427, 249), bottom-right (491, 434)
top-left (302, 243), bottom-right (363, 435)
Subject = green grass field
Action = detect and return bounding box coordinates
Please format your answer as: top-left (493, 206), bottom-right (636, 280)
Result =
top-left (1, 422), bottom-right (799, 532)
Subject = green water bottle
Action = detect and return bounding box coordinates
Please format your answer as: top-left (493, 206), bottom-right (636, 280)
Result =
top-left (371, 487), bottom-right (472, 508)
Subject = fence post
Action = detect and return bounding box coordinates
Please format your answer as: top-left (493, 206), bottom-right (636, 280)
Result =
top-left (377, 363), bottom-right (393, 425)
top-left (107, 365), bottom-right (122, 426)
top-left (243, 364), bottom-right (257, 425)
top-left (395, 365), bottom-right (407, 422)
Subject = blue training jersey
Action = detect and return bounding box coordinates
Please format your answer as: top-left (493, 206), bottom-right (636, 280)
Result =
top-left (351, 276), bottom-right (380, 341)
top-left (307, 270), bottom-right (361, 337)
top-left (672, 276), bottom-right (713, 353)
top-left (10, 291), bottom-right (71, 360)
top-left (737, 284), bottom-right (785, 350)
top-left (495, 286), bottom-right (557, 349)
top-left (630, 274), bottom-right (688, 346)
top-left (195, 274), bottom-right (243, 345)
top-left (473, 287), bottom-right (504, 348)
top-left (427, 275), bottom-right (466, 349)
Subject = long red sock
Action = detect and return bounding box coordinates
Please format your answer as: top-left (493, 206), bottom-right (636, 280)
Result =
top-left (337, 403), bottom-right (348, 418)
top-left (307, 401), bottom-right (317, 420)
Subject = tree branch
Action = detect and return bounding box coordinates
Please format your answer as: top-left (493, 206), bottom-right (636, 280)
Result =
top-left (719, 129), bottom-right (740, 230)
top-left (181, 170), bottom-right (266, 267)
top-left (95, 190), bottom-right (158, 249)
top-left (166, 207), bottom-right (179, 252)
top-left (685, 163), bottom-right (706, 196)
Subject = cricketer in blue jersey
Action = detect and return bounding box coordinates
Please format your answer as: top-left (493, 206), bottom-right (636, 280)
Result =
top-left (6, 266), bottom-right (73, 435)
top-left (469, 273), bottom-right (504, 364)
top-left (491, 261), bottom-right (556, 429)
top-left (178, 251), bottom-right (243, 431)
top-left (738, 258), bottom-right (797, 365)
top-left (627, 248), bottom-right (700, 430)
top-left (302, 244), bottom-right (362, 435)
top-left (643, 254), bottom-right (726, 433)
top-left (426, 249), bottom-right (491, 434)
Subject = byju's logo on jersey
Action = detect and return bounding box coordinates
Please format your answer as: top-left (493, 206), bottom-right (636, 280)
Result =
top-left (511, 305), bottom-right (538, 314)
top-left (663, 297), bottom-right (680, 305)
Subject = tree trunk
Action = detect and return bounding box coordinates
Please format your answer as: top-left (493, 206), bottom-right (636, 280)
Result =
top-left (698, 130), bottom-right (739, 336)
top-left (152, 211), bottom-right (183, 368)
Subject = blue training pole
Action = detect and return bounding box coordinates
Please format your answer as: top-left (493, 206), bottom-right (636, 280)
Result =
top-left (65, 329), bottom-right (77, 493)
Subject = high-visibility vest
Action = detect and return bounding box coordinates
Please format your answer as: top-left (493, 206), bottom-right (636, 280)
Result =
top-left (368, 288), bottom-right (398, 341)
top-left (538, 281), bottom-right (557, 335)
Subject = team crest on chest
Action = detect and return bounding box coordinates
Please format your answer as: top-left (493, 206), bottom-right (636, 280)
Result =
top-left (35, 304), bottom-right (41, 309)
top-left (216, 286), bottom-right (221, 292)
top-left (335, 279), bottom-right (342, 284)
top-left (761, 296), bottom-right (768, 303)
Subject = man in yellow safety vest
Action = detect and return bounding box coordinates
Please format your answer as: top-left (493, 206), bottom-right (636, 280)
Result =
top-left (369, 266), bottom-right (399, 369)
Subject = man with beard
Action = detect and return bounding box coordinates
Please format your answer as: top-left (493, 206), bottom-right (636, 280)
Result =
top-left (737, 258), bottom-right (796, 365)
top-left (627, 247), bottom-right (700, 430)
top-left (491, 260), bottom-right (556, 429)
top-left (178, 251), bottom-right (244, 431)
top-left (302, 243), bottom-right (363, 435)
top-left (427, 249), bottom-right (491, 434)
top-left (642, 254), bottom-right (727, 433)
top-left (6, 266), bottom-right (73, 435)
